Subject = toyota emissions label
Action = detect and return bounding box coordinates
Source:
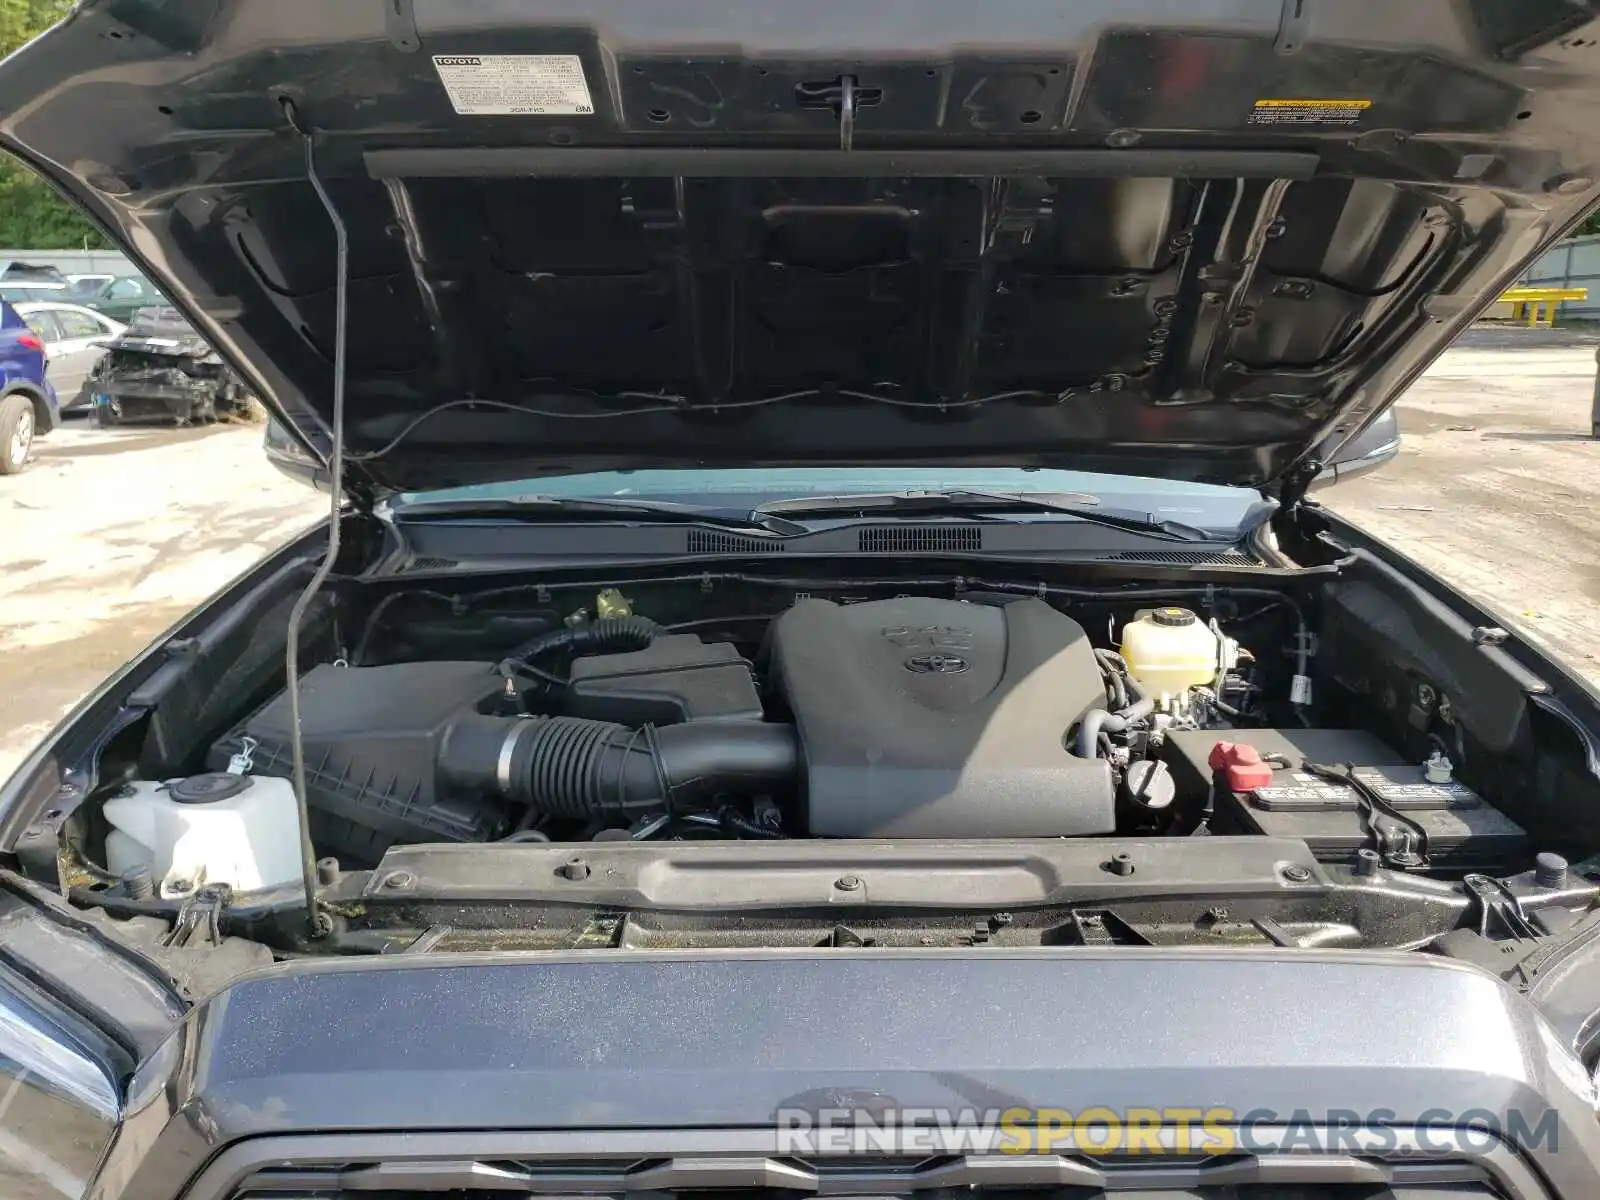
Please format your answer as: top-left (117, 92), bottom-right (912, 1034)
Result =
top-left (431, 54), bottom-right (595, 116)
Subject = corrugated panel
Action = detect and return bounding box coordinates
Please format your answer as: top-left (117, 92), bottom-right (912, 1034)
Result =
top-left (857, 524), bottom-right (984, 552)
top-left (1518, 234), bottom-right (1600, 316)
top-left (685, 529), bottom-right (786, 554)
top-left (1101, 548), bottom-right (1263, 565)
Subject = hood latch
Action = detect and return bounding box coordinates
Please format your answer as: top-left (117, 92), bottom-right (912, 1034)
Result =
top-left (796, 75), bottom-right (882, 151)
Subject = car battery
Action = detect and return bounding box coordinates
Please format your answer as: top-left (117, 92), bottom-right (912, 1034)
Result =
top-left (1162, 728), bottom-right (1527, 870)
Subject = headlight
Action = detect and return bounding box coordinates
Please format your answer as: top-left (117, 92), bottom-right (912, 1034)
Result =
top-left (0, 973), bottom-right (119, 1200)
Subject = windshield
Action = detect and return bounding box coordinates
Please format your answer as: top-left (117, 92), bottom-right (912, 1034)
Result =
top-left (399, 468), bottom-right (1263, 537)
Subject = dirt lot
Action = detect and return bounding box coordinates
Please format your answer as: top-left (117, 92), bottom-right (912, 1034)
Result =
top-left (0, 416), bottom-right (321, 776)
top-left (0, 333), bottom-right (1597, 778)
top-left (1329, 326), bottom-right (1600, 688)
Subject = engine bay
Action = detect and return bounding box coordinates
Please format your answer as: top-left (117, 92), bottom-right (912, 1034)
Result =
top-left (76, 563), bottom-right (1539, 861)
top-left (26, 556), bottom-right (1600, 984)
top-left (170, 585), bottom-right (1528, 875)
top-left (209, 593), bottom-right (1138, 855)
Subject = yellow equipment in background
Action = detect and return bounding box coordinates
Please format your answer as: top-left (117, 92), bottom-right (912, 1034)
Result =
top-left (1498, 286), bottom-right (1588, 327)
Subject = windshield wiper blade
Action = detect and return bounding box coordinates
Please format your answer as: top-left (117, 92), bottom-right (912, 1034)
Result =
top-left (753, 489), bottom-right (1212, 542)
top-left (392, 495), bottom-right (806, 536)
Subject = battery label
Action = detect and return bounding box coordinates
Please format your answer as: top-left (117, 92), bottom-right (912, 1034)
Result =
top-left (1352, 766), bottom-right (1482, 810)
top-left (1251, 780), bottom-right (1358, 811)
top-left (1252, 766), bottom-right (1483, 812)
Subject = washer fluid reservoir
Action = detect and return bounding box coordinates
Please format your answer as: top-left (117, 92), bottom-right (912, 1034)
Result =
top-left (1119, 607), bottom-right (1226, 699)
top-left (102, 773), bottom-right (301, 898)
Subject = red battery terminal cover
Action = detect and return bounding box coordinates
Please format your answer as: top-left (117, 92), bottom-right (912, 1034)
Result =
top-left (1208, 741), bottom-right (1277, 792)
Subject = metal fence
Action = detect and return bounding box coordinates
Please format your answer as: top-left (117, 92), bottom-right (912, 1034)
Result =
top-left (1523, 234), bottom-right (1600, 319)
top-left (0, 247), bottom-right (135, 278)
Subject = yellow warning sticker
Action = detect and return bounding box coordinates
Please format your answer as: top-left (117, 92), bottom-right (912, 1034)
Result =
top-left (1249, 98), bottom-right (1372, 127)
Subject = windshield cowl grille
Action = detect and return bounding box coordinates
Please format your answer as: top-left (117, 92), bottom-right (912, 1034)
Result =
top-left (686, 529), bottom-right (788, 554)
top-left (1100, 548), bottom-right (1261, 566)
top-left (857, 524), bottom-right (984, 552)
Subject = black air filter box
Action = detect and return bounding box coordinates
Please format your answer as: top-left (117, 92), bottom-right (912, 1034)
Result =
top-left (209, 661), bottom-right (505, 864)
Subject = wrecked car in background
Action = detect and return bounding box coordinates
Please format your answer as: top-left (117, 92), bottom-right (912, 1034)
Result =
top-left (87, 304), bottom-right (252, 425)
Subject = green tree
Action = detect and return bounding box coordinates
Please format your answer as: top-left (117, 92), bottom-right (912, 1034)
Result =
top-left (0, 0), bottom-right (109, 249)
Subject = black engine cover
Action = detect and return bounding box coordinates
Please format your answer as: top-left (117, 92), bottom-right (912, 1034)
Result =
top-left (769, 596), bottom-right (1114, 837)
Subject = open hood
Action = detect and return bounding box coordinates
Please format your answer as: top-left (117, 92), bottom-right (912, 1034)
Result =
top-left (4, 1), bottom-right (1600, 496)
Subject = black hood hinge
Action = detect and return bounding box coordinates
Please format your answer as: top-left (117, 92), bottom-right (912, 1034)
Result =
top-left (1275, 456), bottom-right (1323, 513)
top-left (346, 478), bottom-right (379, 516)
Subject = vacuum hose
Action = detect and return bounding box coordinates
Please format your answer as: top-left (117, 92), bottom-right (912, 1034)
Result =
top-left (501, 615), bottom-right (658, 669)
top-left (441, 714), bottom-right (798, 817)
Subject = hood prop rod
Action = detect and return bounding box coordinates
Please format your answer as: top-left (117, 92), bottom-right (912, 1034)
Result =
top-left (280, 97), bottom-right (347, 939)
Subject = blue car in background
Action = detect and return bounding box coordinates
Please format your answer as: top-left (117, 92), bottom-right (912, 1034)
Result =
top-left (0, 297), bottom-right (58, 474)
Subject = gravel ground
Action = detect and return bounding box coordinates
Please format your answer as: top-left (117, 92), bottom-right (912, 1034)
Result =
top-left (1, 333), bottom-right (1597, 778)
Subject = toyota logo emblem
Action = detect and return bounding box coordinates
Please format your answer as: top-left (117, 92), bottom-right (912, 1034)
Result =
top-left (904, 653), bottom-right (970, 674)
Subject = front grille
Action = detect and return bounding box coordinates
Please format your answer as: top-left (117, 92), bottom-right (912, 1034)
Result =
top-left (686, 529), bottom-right (786, 554)
top-left (107, 394), bottom-right (191, 418)
top-left (206, 1116), bottom-right (1538, 1200)
top-left (857, 524), bottom-right (984, 553)
top-left (230, 1151), bottom-right (1506, 1200)
top-left (232, 1158), bottom-right (1504, 1200)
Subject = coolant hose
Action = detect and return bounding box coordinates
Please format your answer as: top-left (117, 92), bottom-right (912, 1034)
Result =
top-left (1094, 649), bottom-right (1130, 710)
top-left (1074, 674), bottom-right (1154, 759)
top-left (501, 615), bottom-right (658, 669)
top-left (1117, 672), bottom-right (1154, 722)
top-left (441, 714), bottom-right (798, 817)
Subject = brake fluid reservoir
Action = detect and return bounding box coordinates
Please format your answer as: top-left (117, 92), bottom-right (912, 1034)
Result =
top-left (1119, 607), bottom-right (1223, 699)
top-left (102, 774), bottom-right (301, 898)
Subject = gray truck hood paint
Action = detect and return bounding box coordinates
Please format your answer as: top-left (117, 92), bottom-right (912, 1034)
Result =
top-left (103, 950), bottom-right (1600, 1200)
top-left (2, 1), bottom-right (1599, 494)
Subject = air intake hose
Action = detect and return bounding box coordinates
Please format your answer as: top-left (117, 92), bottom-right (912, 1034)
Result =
top-left (441, 714), bottom-right (798, 817)
top-left (501, 615), bottom-right (658, 671)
